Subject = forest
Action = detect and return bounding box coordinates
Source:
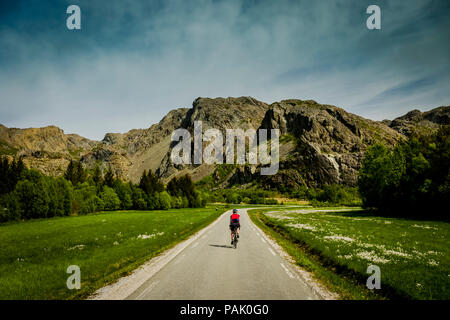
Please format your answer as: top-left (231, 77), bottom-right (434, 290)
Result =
top-left (358, 126), bottom-right (449, 218)
top-left (0, 158), bottom-right (205, 222)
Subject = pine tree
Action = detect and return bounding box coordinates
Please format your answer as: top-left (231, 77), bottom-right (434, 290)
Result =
top-left (0, 156), bottom-right (26, 194)
top-left (167, 176), bottom-right (179, 196)
top-left (139, 170), bottom-right (164, 195)
top-left (149, 170), bottom-right (164, 193)
top-left (64, 160), bottom-right (87, 186)
top-left (104, 167), bottom-right (115, 187)
top-left (75, 161), bottom-right (86, 184)
top-left (64, 160), bottom-right (75, 185)
top-left (92, 164), bottom-right (103, 186)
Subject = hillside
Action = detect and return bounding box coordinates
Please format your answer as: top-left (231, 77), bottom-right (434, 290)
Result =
top-left (382, 106), bottom-right (450, 136)
top-left (0, 124), bottom-right (96, 176)
top-left (1, 99), bottom-right (448, 189)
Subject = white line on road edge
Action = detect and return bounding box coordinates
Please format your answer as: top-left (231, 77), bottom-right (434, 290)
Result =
top-left (88, 210), bottom-right (232, 300)
top-left (260, 237), bottom-right (267, 244)
top-left (249, 209), bottom-right (337, 300)
top-left (280, 263), bottom-right (294, 279)
top-left (268, 247), bottom-right (276, 256)
top-left (136, 280), bottom-right (160, 300)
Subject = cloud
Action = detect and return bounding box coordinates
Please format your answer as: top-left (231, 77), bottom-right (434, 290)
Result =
top-left (0, 0), bottom-right (449, 139)
top-left (367, 77), bottom-right (436, 104)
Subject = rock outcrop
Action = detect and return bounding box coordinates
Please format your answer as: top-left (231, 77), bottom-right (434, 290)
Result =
top-left (382, 106), bottom-right (450, 136)
top-left (257, 100), bottom-right (402, 187)
top-left (1, 98), bottom-right (447, 189)
top-left (0, 124), bottom-right (96, 176)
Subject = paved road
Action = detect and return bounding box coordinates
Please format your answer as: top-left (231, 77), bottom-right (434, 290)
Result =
top-left (126, 209), bottom-right (321, 300)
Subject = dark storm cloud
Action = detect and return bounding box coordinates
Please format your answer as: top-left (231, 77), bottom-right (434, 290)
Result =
top-left (0, 0), bottom-right (449, 139)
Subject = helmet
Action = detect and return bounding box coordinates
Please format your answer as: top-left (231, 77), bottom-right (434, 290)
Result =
top-left (233, 209), bottom-right (238, 213)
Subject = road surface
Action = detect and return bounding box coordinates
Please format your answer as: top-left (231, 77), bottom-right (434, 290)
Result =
top-left (125, 209), bottom-right (322, 300)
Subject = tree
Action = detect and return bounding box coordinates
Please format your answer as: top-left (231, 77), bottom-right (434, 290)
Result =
top-left (131, 185), bottom-right (147, 210)
top-left (166, 176), bottom-right (179, 197)
top-left (64, 160), bottom-right (75, 184)
top-left (72, 182), bottom-right (99, 214)
top-left (0, 193), bottom-right (20, 222)
top-left (100, 186), bottom-right (121, 211)
top-left (172, 196), bottom-right (182, 209)
top-left (104, 167), bottom-right (116, 188)
top-left (158, 191), bottom-right (172, 210)
top-left (64, 160), bottom-right (86, 186)
top-left (47, 177), bottom-right (72, 217)
top-left (167, 174), bottom-right (200, 207)
top-left (15, 178), bottom-right (50, 219)
top-left (139, 170), bottom-right (164, 195)
top-left (0, 156), bottom-right (26, 194)
top-left (92, 164), bottom-right (103, 187)
top-left (113, 180), bottom-right (133, 210)
top-left (358, 126), bottom-right (450, 218)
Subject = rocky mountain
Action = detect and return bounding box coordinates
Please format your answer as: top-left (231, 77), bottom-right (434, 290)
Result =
top-left (256, 100), bottom-right (402, 188)
top-left (382, 106), bottom-right (450, 136)
top-left (1, 98), bottom-right (448, 189)
top-left (0, 124), bottom-right (96, 176)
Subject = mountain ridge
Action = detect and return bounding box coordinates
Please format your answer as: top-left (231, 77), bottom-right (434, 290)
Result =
top-left (1, 98), bottom-right (448, 188)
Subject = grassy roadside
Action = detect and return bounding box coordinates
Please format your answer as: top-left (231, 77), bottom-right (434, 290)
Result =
top-left (249, 207), bottom-right (450, 300)
top-left (0, 207), bottom-right (224, 299)
top-left (248, 209), bottom-right (385, 300)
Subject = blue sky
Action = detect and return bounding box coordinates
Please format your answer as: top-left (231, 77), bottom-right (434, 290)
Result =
top-left (1, 0), bottom-right (449, 140)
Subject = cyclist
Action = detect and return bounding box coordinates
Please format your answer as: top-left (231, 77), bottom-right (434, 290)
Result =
top-left (229, 209), bottom-right (240, 245)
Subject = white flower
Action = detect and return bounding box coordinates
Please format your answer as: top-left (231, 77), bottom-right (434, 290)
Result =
top-left (137, 234), bottom-right (155, 240)
top-left (286, 223), bottom-right (316, 231)
top-left (356, 251), bottom-right (390, 264)
top-left (428, 259), bottom-right (439, 266)
top-left (324, 235), bottom-right (354, 242)
top-left (67, 244), bottom-right (85, 251)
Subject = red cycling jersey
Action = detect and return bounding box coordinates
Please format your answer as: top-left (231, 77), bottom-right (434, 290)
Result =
top-left (230, 214), bottom-right (240, 223)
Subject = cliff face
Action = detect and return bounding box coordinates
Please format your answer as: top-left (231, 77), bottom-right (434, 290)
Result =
top-left (80, 107), bottom-right (190, 182)
top-left (257, 100), bottom-right (403, 188)
top-left (155, 97), bottom-right (270, 182)
top-left (0, 124), bottom-right (96, 176)
top-left (1, 99), bottom-right (448, 188)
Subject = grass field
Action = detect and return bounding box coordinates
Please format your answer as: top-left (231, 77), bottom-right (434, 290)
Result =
top-left (0, 207), bottom-right (223, 299)
top-left (249, 207), bottom-right (450, 300)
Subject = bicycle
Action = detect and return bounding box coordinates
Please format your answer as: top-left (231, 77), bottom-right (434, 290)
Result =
top-left (232, 228), bottom-right (238, 249)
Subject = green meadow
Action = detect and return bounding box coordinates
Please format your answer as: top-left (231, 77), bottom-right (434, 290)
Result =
top-left (0, 208), bottom-right (223, 299)
top-left (249, 207), bottom-right (450, 300)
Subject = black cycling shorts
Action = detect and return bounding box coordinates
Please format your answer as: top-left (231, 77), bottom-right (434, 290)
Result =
top-left (230, 223), bottom-right (240, 231)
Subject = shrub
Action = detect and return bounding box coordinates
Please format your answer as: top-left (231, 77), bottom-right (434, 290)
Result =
top-left (15, 178), bottom-right (50, 219)
top-left (159, 191), bottom-right (172, 210)
top-left (100, 186), bottom-right (121, 211)
top-left (172, 196), bottom-right (182, 209)
top-left (0, 193), bottom-right (20, 222)
top-left (113, 180), bottom-right (133, 210)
